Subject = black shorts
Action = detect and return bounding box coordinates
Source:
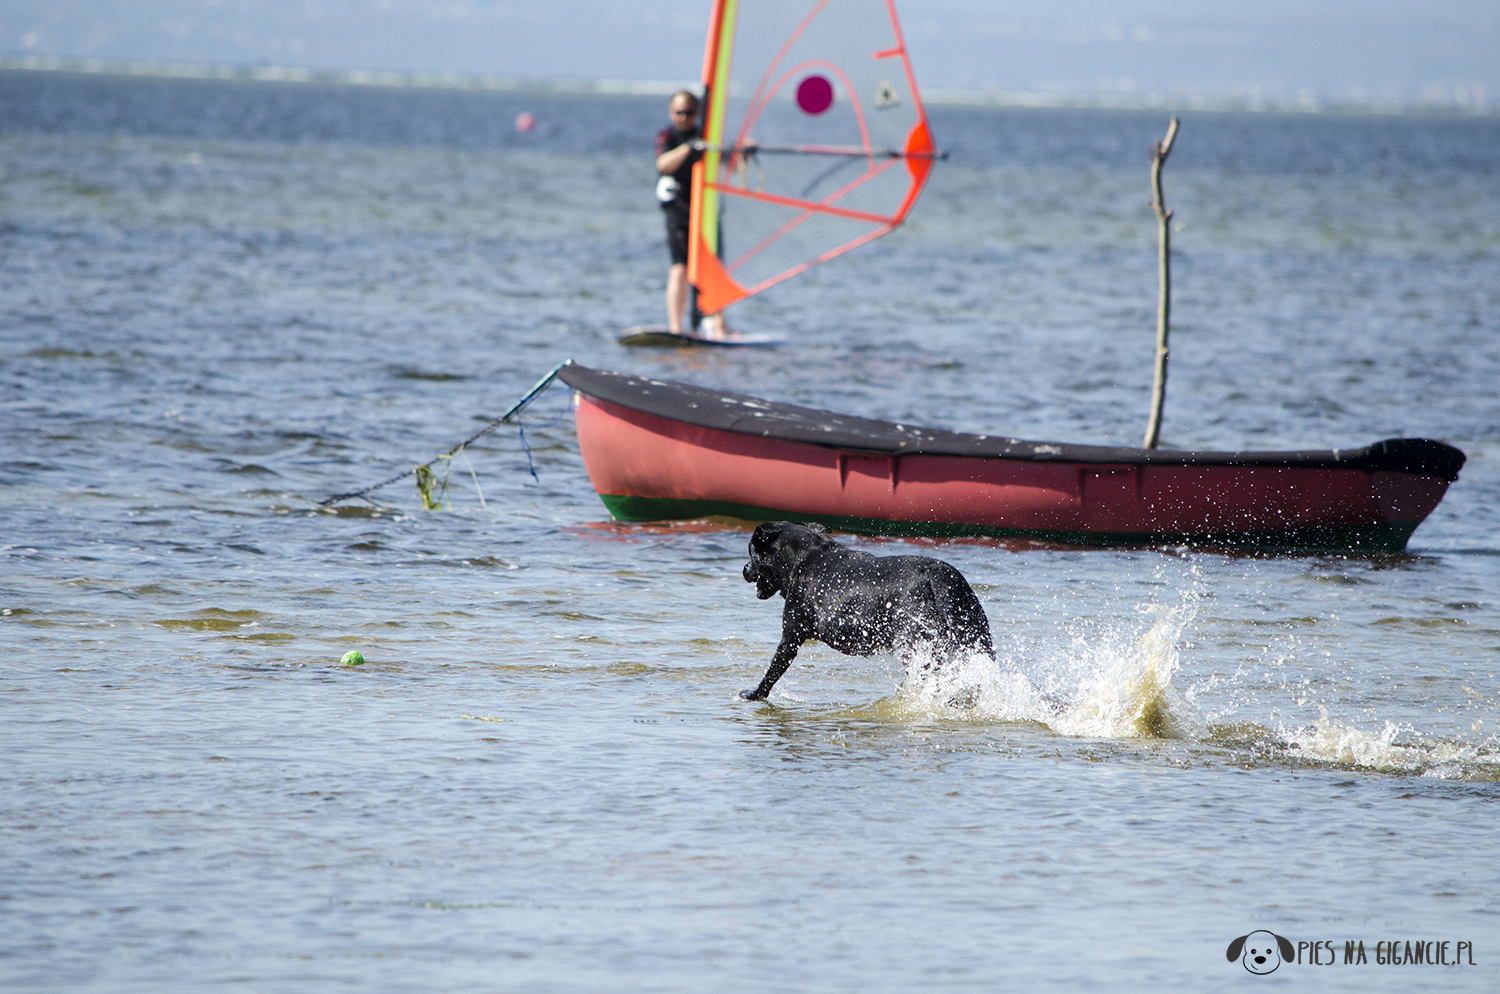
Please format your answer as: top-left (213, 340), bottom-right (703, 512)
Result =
top-left (664, 207), bottom-right (690, 266)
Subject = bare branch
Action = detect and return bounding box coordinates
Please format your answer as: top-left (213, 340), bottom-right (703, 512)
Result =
top-left (1144, 117), bottom-right (1180, 450)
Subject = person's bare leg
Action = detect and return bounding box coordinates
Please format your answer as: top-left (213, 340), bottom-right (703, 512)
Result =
top-left (666, 263), bottom-right (689, 334)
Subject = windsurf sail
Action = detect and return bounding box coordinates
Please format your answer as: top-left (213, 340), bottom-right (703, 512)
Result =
top-left (688, 0), bottom-right (937, 315)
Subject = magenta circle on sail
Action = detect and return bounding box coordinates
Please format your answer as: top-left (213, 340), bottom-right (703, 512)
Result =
top-left (795, 75), bottom-right (834, 115)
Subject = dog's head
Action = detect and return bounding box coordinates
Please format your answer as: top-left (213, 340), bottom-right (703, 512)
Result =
top-left (743, 521), bottom-right (835, 600)
top-left (1226, 931), bottom-right (1294, 975)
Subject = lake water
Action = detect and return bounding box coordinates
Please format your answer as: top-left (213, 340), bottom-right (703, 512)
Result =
top-left (2, 71), bottom-right (1499, 991)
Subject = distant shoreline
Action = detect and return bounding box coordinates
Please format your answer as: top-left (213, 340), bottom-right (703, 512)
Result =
top-left (1, 54), bottom-right (1493, 118)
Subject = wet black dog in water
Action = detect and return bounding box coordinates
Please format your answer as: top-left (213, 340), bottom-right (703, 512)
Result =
top-left (739, 521), bottom-right (995, 700)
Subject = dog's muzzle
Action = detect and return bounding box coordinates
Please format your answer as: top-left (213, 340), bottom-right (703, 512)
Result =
top-left (743, 560), bottom-right (777, 599)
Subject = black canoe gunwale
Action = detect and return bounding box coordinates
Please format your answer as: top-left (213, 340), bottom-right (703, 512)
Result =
top-left (558, 365), bottom-right (1465, 481)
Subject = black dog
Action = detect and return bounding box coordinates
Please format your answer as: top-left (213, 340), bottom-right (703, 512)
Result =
top-left (739, 521), bottom-right (995, 700)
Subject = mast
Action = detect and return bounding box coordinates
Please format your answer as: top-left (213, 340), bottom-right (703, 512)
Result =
top-left (687, 0), bottom-right (741, 315)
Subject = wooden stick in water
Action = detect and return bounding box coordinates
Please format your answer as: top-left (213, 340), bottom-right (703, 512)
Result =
top-left (1144, 116), bottom-right (1180, 450)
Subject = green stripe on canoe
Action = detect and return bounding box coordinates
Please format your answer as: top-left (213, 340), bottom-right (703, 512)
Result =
top-left (596, 494), bottom-right (1418, 553)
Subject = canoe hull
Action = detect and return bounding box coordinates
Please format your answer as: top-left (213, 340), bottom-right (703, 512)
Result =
top-left (572, 392), bottom-right (1452, 552)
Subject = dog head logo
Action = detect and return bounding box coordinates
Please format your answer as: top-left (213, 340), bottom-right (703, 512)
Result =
top-left (1226, 931), bottom-right (1294, 974)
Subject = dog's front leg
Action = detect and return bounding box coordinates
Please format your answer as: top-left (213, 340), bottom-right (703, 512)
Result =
top-left (740, 639), bottom-right (800, 701)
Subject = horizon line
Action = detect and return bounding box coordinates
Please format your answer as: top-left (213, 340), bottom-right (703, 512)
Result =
top-left (1, 54), bottom-right (1493, 119)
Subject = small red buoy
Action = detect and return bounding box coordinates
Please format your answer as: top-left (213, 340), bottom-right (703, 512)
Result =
top-left (514, 111), bottom-right (536, 132)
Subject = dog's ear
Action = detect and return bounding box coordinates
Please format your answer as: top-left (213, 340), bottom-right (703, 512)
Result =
top-left (1225, 936), bottom-right (1247, 962)
top-left (1274, 934), bottom-right (1294, 961)
top-left (750, 521), bottom-right (783, 555)
top-left (803, 521), bottom-right (829, 535)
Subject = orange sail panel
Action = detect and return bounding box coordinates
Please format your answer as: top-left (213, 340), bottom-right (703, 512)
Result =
top-left (688, 0), bottom-right (935, 315)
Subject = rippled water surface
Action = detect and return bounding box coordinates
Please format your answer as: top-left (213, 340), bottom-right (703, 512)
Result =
top-left (3, 72), bottom-right (1500, 991)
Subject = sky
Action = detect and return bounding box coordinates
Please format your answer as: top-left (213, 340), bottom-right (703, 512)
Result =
top-left (2, 1), bottom-right (1496, 107)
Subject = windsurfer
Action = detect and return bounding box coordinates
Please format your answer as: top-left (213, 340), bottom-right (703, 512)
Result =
top-left (655, 91), bottom-right (732, 338)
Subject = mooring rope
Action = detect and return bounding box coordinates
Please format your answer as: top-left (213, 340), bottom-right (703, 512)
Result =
top-left (516, 398), bottom-right (572, 483)
top-left (319, 359), bottom-right (573, 507)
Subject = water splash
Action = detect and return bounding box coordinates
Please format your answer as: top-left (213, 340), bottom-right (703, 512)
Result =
top-left (1050, 602), bottom-right (1202, 740)
top-left (894, 592), bottom-right (1202, 741)
top-left (1280, 707), bottom-right (1500, 779)
top-left (888, 598), bottom-right (1500, 780)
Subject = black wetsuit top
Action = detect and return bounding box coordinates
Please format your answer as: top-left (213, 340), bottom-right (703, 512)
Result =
top-left (655, 124), bottom-right (701, 216)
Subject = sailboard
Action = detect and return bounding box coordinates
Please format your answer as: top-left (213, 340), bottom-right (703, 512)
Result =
top-left (688, 0), bottom-right (938, 316)
top-left (617, 326), bottom-right (785, 347)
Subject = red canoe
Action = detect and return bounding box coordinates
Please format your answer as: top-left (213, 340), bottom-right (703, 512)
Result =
top-left (557, 365), bottom-right (1464, 552)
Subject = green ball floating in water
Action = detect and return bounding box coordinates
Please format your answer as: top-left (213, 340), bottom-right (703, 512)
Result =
top-left (340, 650), bottom-right (366, 666)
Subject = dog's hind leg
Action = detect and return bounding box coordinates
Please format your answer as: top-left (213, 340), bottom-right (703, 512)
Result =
top-left (740, 639), bottom-right (800, 701)
top-left (934, 573), bottom-right (995, 661)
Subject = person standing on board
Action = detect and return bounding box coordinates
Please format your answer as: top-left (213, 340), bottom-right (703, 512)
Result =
top-left (655, 90), bottom-right (731, 338)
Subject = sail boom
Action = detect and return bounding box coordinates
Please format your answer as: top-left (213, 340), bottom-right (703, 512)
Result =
top-left (700, 142), bottom-right (944, 159)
